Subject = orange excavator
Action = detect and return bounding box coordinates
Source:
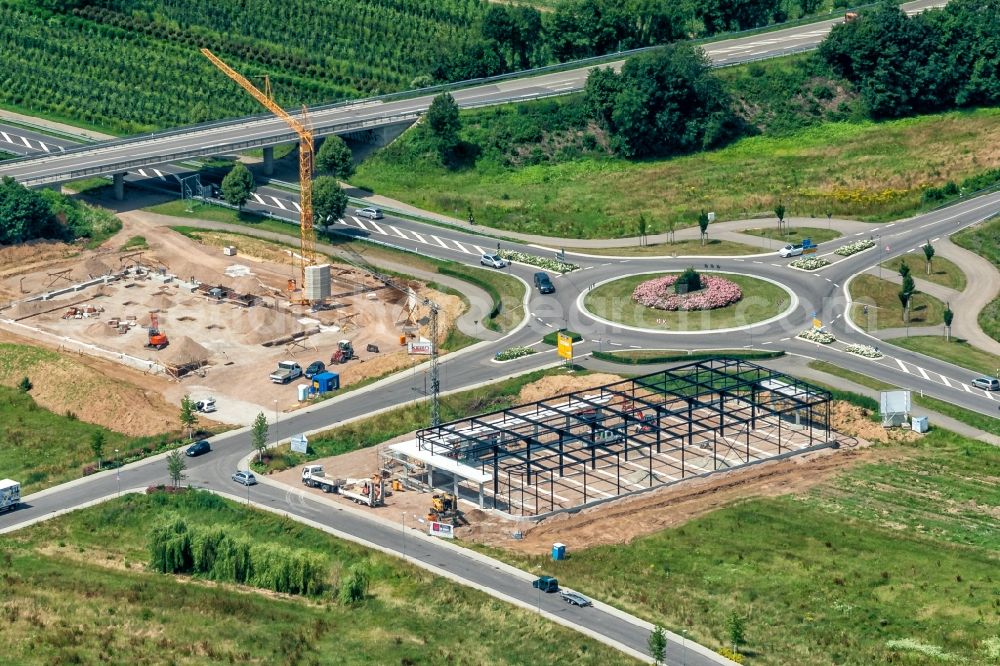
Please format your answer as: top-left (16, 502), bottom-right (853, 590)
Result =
top-left (146, 313), bottom-right (169, 350)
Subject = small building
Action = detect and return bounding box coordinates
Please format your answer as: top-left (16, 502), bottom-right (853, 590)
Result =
top-left (312, 371), bottom-right (339, 394)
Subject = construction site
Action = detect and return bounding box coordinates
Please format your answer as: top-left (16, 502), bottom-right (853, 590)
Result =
top-left (0, 216), bottom-right (460, 422)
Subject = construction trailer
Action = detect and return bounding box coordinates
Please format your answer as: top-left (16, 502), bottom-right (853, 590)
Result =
top-left (389, 358), bottom-right (834, 519)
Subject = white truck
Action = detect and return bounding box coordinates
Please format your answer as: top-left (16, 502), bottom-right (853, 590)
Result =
top-left (270, 361), bottom-right (302, 384)
top-left (0, 479), bottom-right (21, 513)
top-left (300, 465), bottom-right (384, 507)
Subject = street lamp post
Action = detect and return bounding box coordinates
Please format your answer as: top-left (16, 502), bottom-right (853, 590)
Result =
top-left (877, 235), bottom-right (883, 279)
top-left (273, 400), bottom-right (279, 448)
top-left (402, 512), bottom-right (406, 560)
top-left (115, 448), bottom-right (120, 497)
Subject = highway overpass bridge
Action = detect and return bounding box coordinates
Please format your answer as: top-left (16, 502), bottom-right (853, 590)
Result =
top-left (0, 0), bottom-right (944, 196)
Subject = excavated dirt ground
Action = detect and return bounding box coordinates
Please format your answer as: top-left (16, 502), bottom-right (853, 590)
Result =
top-left (0, 212), bottom-right (461, 422)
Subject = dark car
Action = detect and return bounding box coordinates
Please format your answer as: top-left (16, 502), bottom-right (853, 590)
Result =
top-left (185, 440), bottom-right (211, 457)
top-left (533, 272), bottom-right (555, 294)
top-left (532, 576), bottom-right (559, 593)
top-left (305, 360), bottom-right (326, 379)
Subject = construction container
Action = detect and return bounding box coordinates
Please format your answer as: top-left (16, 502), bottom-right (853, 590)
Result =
top-left (911, 416), bottom-right (928, 433)
top-left (223, 246), bottom-right (237, 256)
top-left (552, 543), bottom-right (566, 561)
top-left (312, 371), bottom-right (339, 393)
top-left (304, 264), bottom-right (331, 301)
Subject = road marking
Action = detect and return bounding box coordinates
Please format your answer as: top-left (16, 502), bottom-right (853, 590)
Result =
top-left (833, 283), bottom-right (840, 287)
top-left (629, 345), bottom-right (641, 349)
top-left (752, 261), bottom-right (763, 264)
top-left (251, 193), bottom-right (266, 204)
top-left (352, 217), bottom-right (367, 230)
top-left (20, 136), bottom-right (32, 149)
top-left (941, 375), bottom-right (953, 388)
top-left (452, 239), bottom-right (472, 254)
top-left (39, 141), bottom-right (51, 153)
top-left (931, 237), bottom-right (940, 242)
top-left (962, 383), bottom-right (975, 393)
top-left (780, 337), bottom-right (790, 341)
top-left (917, 366), bottom-right (929, 380)
top-left (824, 278), bottom-right (832, 282)
top-left (543, 321), bottom-right (553, 328)
top-left (291, 202), bottom-right (301, 212)
top-left (137, 168), bottom-right (149, 177)
top-left (734, 258), bottom-right (745, 262)
top-left (771, 263), bottom-right (781, 267)
top-left (269, 196), bottom-right (286, 210)
top-left (895, 358), bottom-right (910, 373)
top-left (762, 341), bottom-right (773, 345)
top-left (473, 244), bottom-right (487, 255)
top-left (431, 235), bottom-right (449, 248)
top-left (411, 231), bottom-right (427, 244)
top-left (0, 132), bottom-right (10, 144)
top-left (886, 223), bottom-right (896, 227)
top-left (388, 225), bottom-right (408, 239)
top-left (854, 232), bottom-right (864, 236)
top-left (152, 168), bottom-right (167, 181)
top-left (367, 220), bottom-right (386, 235)
top-left (609, 342), bottom-right (622, 347)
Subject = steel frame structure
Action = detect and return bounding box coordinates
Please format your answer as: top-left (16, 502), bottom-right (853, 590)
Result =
top-left (416, 358), bottom-right (833, 517)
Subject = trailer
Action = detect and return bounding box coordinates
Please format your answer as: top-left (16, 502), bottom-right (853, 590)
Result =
top-left (0, 479), bottom-right (21, 513)
top-left (339, 478), bottom-right (385, 507)
top-left (301, 465), bottom-right (344, 493)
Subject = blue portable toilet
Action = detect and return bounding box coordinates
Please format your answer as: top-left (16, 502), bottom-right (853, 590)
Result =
top-left (312, 371), bottom-right (339, 394)
top-left (552, 542), bottom-right (566, 561)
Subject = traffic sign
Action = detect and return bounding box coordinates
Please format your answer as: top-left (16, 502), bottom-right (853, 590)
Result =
top-left (557, 332), bottom-right (574, 360)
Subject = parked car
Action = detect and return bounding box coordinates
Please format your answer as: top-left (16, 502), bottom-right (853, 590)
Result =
top-left (195, 397), bottom-right (216, 413)
top-left (481, 253), bottom-right (508, 269)
top-left (560, 590), bottom-right (592, 607)
top-left (185, 440), bottom-right (211, 457)
top-left (357, 207), bottom-right (383, 219)
top-left (971, 376), bottom-right (1000, 391)
top-left (305, 360), bottom-right (326, 379)
top-left (232, 470), bottom-right (257, 486)
top-left (532, 575), bottom-right (559, 593)
top-left (778, 243), bottom-right (804, 258)
top-left (533, 272), bottom-right (555, 294)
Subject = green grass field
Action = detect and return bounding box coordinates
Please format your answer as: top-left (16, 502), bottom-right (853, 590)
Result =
top-left (886, 336), bottom-right (1000, 376)
top-left (571, 238), bottom-right (765, 256)
top-left (980, 297), bottom-right (1000, 344)
top-left (0, 490), bottom-right (633, 666)
top-left (354, 105), bottom-right (1000, 239)
top-left (475, 430), bottom-right (999, 664)
top-left (953, 216), bottom-right (1000, 267)
top-left (741, 225), bottom-right (841, 244)
top-left (584, 273), bottom-right (788, 331)
top-left (879, 255), bottom-right (966, 291)
top-left (849, 274), bottom-right (946, 330)
top-left (592, 349), bottom-right (783, 364)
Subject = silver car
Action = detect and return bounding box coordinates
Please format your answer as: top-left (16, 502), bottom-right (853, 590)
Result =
top-left (481, 253), bottom-right (508, 269)
top-left (971, 377), bottom-right (999, 391)
top-left (357, 207), bottom-right (383, 219)
top-left (232, 470), bottom-right (257, 486)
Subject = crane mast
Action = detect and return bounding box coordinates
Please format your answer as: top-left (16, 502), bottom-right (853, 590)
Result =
top-left (201, 48), bottom-right (315, 299)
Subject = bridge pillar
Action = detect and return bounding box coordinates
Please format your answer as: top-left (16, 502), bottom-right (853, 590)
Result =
top-left (113, 172), bottom-right (126, 201)
top-left (262, 146), bottom-right (274, 176)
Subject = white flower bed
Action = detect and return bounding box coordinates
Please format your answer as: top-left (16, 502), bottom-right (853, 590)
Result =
top-left (494, 346), bottom-right (536, 362)
top-left (497, 249), bottom-right (577, 274)
top-left (834, 239), bottom-right (876, 256)
top-left (790, 257), bottom-right (830, 270)
top-left (844, 343), bottom-right (883, 358)
top-left (798, 329), bottom-right (836, 344)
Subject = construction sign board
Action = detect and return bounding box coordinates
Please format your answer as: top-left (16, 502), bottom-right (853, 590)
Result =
top-left (407, 340), bottom-right (433, 355)
top-left (429, 521), bottom-right (454, 539)
top-left (557, 332), bottom-right (573, 360)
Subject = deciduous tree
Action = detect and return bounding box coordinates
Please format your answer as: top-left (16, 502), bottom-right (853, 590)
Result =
top-left (313, 176), bottom-right (349, 225)
top-left (166, 450), bottom-right (186, 488)
top-left (315, 136), bottom-right (354, 179)
top-left (221, 162), bottom-right (256, 210)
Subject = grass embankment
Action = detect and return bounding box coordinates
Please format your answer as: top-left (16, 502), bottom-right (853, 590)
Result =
top-left (849, 274), bottom-right (946, 330)
top-left (255, 366), bottom-right (586, 474)
top-left (741, 225), bottom-right (841, 244)
top-left (807, 360), bottom-right (1000, 436)
top-left (571, 238), bottom-right (765, 257)
top-left (119, 235), bottom-right (148, 251)
top-left (0, 491), bottom-right (632, 666)
top-left (476, 430), bottom-right (999, 664)
top-left (354, 77), bottom-right (1000, 239)
top-left (0, 150), bottom-right (15, 160)
top-left (886, 336), bottom-right (1000, 376)
top-left (953, 216), bottom-right (1000, 344)
top-left (879, 255), bottom-right (966, 291)
top-left (63, 177), bottom-right (112, 195)
top-left (541, 329), bottom-right (583, 345)
top-left (160, 201), bottom-right (526, 333)
top-left (584, 273), bottom-right (788, 331)
top-left (592, 349), bottom-right (784, 364)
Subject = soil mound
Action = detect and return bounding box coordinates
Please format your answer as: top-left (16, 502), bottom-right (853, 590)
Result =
top-left (162, 335), bottom-right (210, 366)
top-left (85, 321), bottom-right (118, 339)
top-left (146, 293), bottom-right (175, 310)
top-left (517, 373), bottom-right (625, 404)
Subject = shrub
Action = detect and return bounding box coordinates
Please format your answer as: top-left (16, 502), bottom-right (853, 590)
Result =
top-left (844, 343), bottom-right (883, 358)
top-left (674, 267), bottom-right (702, 294)
top-left (717, 647), bottom-right (745, 663)
top-left (496, 249), bottom-right (577, 273)
top-left (495, 346), bottom-right (536, 362)
top-left (834, 239), bottom-right (876, 256)
top-left (790, 257), bottom-right (830, 270)
top-left (798, 329), bottom-right (836, 344)
top-left (17, 376), bottom-right (32, 392)
top-left (338, 562), bottom-right (370, 604)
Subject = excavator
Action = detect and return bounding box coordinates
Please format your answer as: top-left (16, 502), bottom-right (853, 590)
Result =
top-left (427, 493), bottom-right (466, 525)
top-left (145, 313), bottom-right (169, 350)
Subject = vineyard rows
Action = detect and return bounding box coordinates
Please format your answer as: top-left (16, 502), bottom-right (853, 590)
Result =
top-left (0, 0), bottom-right (486, 133)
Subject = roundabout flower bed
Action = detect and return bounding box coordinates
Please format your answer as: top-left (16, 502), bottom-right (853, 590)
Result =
top-left (844, 343), bottom-right (883, 358)
top-left (798, 329), bottom-right (836, 344)
top-left (790, 257), bottom-right (830, 271)
top-left (631, 274), bottom-right (743, 311)
top-left (583, 272), bottom-right (790, 332)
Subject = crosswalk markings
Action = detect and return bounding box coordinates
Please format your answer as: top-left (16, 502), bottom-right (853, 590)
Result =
top-left (367, 220), bottom-right (386, 235)
top-left (0, 132), bottom-right (10, 144)
top-left (251, 193), bottom-right (266, 204)
top-left (411, 231), bottom-right (427, 244)
top-left (917, 366), bottom-right (929, 381)
top-left (292, 202), bottom-right (301, 212)
top-left (388, 225), bottom-right (408, 239)
top-left (895, 358), bottom-right (910, 373)
top-left (941, 375), bottom-right (952, 388)
top-left (962, 383), bottom-right (974, 393)
top-left (351, 216), bottom-right (366, 230)
top-left (473, 244), bottom-right (487, 255)
top-left (431, 235), bottom-right (448, 248)
top-left (452, 240), bottom-right (472, 254)
top-left (269, 196), bottom-right (286, 210)
top-left (20, 136), bottom-right (32, 149)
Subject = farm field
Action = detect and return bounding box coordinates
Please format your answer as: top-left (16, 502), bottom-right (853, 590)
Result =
top-left (0, 490), bottom-right (634, 666)
top-left (473, 430), bottom-right (1000, 665)
top-left (0, 0), bottom-right (484, 133)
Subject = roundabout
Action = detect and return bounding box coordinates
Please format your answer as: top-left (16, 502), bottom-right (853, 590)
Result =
top-left (580, 270), bottom-right (796, 333)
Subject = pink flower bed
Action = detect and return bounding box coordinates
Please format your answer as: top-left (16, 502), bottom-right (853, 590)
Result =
top-left (632, 274), bottom-right (743, 311)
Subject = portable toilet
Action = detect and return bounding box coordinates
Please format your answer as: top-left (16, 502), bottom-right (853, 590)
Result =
top-left (297, 384), bottom-right (310, 402)
top-left (312, 371), bottom-right (339, 394)
top-left (552, 542), bottom-right (566, 561)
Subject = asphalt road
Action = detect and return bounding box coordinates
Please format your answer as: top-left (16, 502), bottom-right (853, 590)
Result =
top-left (0, 0), bottom-right (947, 186)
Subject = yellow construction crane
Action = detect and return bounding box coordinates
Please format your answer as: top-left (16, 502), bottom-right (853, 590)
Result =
top-left (201, 48), bottom-right (315, 300)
